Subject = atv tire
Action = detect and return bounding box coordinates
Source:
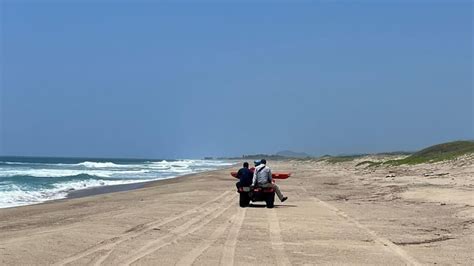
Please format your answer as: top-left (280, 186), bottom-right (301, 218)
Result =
top-left (265, 192), bottom-right (275, 208)
top-left (239, 193), bottom-right (250, 207)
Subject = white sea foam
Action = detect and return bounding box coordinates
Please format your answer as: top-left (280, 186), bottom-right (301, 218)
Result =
top-left (1, 161), bottom-right (33, 165)
top-left (0, 185), bottom-right (67, 208)
top-left (76, 161), bottom-right (140, 168)
top-left (0, 169), bottom-right (114, 178)
top-left (0, 159), bottom-right (233, 208)
top-left (1, 161), bottom-right (139, 168)
top-left (0, 178), bottom-right (157, 209)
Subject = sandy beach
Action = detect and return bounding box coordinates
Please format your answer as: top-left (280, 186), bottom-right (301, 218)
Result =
top-left (3, 2), bottom-right (471, 265)
top-left (0, 158), bottom-right (473, 265)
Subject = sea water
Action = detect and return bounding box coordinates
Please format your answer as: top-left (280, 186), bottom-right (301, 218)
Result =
top-left (0, 156), bottom-right (233, 208)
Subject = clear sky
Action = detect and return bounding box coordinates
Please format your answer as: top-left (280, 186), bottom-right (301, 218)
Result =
top-left (1, 1), bottom-right (472, 159)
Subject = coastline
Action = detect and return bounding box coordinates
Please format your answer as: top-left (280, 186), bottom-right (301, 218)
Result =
top-left (0, 163), bottom-right (237, 210)
top-left (67, 165), bottom-right (237, 200)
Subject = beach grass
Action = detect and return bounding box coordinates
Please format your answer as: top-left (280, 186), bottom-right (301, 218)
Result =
top-left (324, 155), bottom-right (364, 163)
top-left (355, 160), bottom-right (383, 167)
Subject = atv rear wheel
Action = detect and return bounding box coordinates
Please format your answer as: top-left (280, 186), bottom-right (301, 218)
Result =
top-left (265, 192), bottom-right (275, 208)
top-left (239, 193), bottom-right (250, 207)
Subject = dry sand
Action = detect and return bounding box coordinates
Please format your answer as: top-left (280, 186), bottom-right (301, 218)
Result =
top-left (0, 157), bottom-right (473, 265)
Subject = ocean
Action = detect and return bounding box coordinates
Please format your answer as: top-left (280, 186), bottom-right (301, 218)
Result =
top-left (0, 156), bottom-right (233, 209)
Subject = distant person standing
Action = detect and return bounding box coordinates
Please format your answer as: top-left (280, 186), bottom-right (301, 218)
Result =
top-left (252, 159), bottom-right (288, 202)
top-left (235, 162), bottom-right (253, 189)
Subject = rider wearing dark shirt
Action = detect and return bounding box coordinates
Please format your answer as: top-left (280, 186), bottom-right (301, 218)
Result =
top-left (236, 162), bottom-right (253, 189)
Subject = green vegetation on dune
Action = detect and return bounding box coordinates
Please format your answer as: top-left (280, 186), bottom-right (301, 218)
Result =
top-left (324, 155), bottom-right (364, 163)
top-left (351, 141), bottom-right (474, 167)
top-left (355, 160), bottom-right (382, 167)
top-left (386, 140), bottom-right (474, 165)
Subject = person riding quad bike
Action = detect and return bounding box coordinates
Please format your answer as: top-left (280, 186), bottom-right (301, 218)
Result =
top-left (235, 162), bottom-right (253, 189)
top-left (233, 159), bottom-right (289, 208)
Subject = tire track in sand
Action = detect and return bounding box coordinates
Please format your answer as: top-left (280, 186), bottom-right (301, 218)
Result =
top-left (220, 207), bottom-right (246, 266)
top-left (55, 191), bottom-right (232, 266)
top-left (175, 207), bottom-right (246, 266)
top-left (301, 187), bottom-right (422, 266)
top-left (123, 194), bottom-right (237, 265)
top-left (268, 208), bottom-right (292, 266)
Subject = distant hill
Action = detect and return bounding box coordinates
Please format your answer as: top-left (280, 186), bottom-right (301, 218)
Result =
top-left (221, 151), bottom-right (311, 160)
top-left (242, 154), bottom-right (284, 159)
top-left (275, 150), bottom-right (311, 158)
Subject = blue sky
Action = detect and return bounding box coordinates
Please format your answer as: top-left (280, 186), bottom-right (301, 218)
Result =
top-left (1, 1), bottom-right (472, 158)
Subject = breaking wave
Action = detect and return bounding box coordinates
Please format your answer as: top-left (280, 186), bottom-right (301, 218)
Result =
top-left (0, 158), bottom-right (233, 208)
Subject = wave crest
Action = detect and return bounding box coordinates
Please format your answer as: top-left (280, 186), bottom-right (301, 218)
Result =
top-left (0, 159), bottom-right (233, 208)
top-left (77, 161), bottom-right (126, 168)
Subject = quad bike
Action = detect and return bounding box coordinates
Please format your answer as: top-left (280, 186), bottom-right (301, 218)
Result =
top-left (237, 183), bottom-right (276, 208)
top-left (231, 168), bottom-right (290, 208)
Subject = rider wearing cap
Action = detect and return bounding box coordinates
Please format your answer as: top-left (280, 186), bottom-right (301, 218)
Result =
top-left (252, 159), bottom-right (288, 202)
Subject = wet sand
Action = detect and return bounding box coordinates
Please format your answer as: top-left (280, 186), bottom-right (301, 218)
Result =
top-left (0, 158), bottom-right (472, 265)
top-left (67, 167), bottom-right (235, 199)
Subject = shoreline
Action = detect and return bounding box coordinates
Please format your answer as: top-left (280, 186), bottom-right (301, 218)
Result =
top-left (67, 165), bottom-right (236, 200)
top-left (1, 164), bottom-right (237, 210)
top-left (66, 180), bottom-right (153, 199)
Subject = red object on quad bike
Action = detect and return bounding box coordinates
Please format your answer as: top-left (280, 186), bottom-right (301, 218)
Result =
top-left (230, 167), bottom-right (291, 179)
